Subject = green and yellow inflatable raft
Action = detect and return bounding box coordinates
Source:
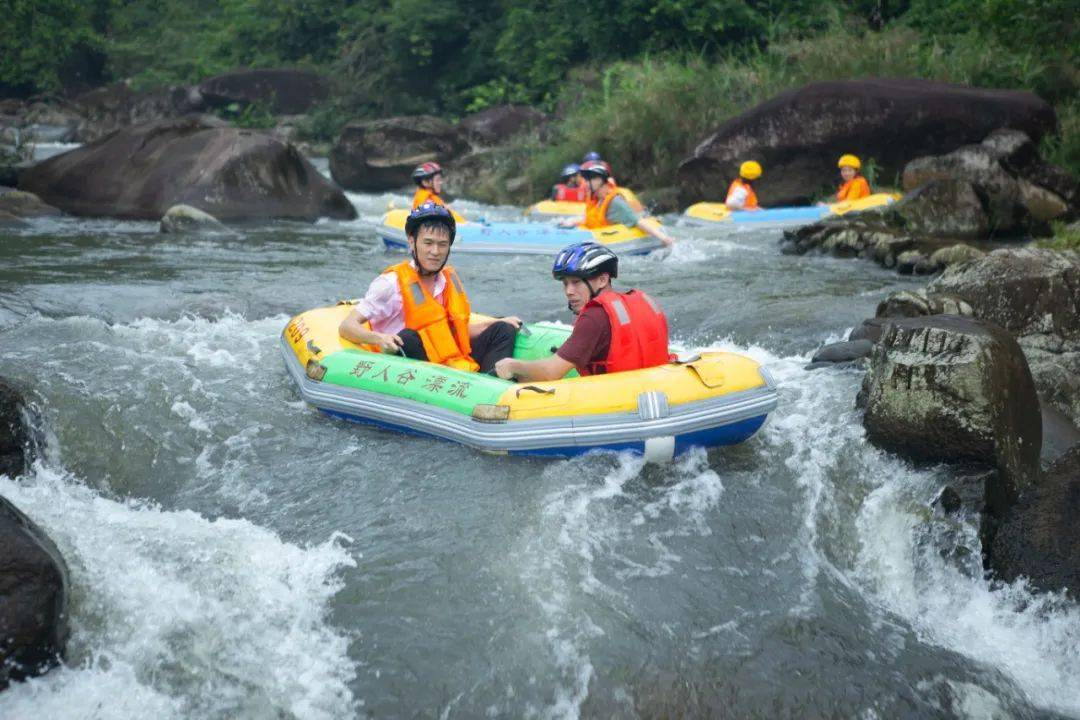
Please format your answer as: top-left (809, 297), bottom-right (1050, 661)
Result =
top-left (281, 304), bottom-right (778, 461)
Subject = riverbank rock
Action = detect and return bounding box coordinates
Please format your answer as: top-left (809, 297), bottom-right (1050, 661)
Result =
top-left (458, 105), bottom-right (548, 147)
top-left (0, 496), bottom-right (71, 690)
top-left (160, 204), bottom-right (227, 233)
top-left (927, 248), bottom-right (1080, 426)
top-left (0, 188), bottom-right (61, 219)
top-left (329, 116), bottom-right (468, 192)
top-left (989, 446), bottom-right (1080, 598)
top-left (19, 116), bottom-right (356, 222)
top-left (442, 146), bottom-right (533, 205)
top-left (197, 68), bottom-right (328, 115)
top-left (858, 315), bottom-right (1041, 514)
top-left (73, 82), bottom-right (205, 142)
top-left (677, 78), bottom-right (1054, 207)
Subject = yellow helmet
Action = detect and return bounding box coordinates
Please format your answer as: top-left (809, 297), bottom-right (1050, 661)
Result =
top-left (739, 160), bottom-right (762, 180)
top-left (838, 154), bottom-right (861, 170)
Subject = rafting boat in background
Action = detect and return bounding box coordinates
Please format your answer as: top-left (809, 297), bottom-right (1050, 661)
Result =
top-left (524, 187), bottom-right (646, 221)
top-left (376, 208), bottom-right (665, 256)
top-left (682, 192), bottom-right (901, 225)
top-left (281, 304), bottom-right (778, 461)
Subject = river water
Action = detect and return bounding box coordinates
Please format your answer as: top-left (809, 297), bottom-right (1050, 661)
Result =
top-left (1, 173), bottom-right (1078, 718)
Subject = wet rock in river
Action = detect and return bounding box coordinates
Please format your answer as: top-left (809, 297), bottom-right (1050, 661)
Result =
top-left (19, 116), bottom-right (356, 222)
top-left (808, 339), bottom-right (874, 367)
top-left (160, 204), bottom-right (227, 233)
top-left (989, 446), bottom-right (1080, 598)
top-left (329, 115), bottom-right (468, 192)
top-left (0, 379), bottom-right (70, 690)
top-left (0, 188), bottom-right (61, 219)
top-left (859, 315), bottom-right (1041, 515)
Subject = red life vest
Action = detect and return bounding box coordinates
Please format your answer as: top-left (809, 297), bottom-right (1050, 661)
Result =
top-left (578, 289), bottom-right (671, 376)
top-left (553, 183), bottom-right (588, 202)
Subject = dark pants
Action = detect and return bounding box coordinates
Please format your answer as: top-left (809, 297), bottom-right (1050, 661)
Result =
top-left (399, 321), bottom-right (518, 375)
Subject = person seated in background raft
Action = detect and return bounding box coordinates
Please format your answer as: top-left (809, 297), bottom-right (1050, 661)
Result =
top-left (725, 161), bottom-right (761, 211)
top-left (551, 163), bottom-right (587, 202)
top-left (575, 160), bottom-right (675, 247)
top-left (836, 154), bottom-right (871, 201)
top-left (411, 162), bottom-right (446, 209)
top-left (495, 242), bottom-right (671, 381)
top-left (339, 202), bottom-right (521, 374)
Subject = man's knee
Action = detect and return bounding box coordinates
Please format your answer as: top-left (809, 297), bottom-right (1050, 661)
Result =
top-left (397, 328), bottom-right (427, 360)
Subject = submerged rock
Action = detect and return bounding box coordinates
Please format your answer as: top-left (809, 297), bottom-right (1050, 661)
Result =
top-left (989, 446), bottom-right (1080, 598)
top-left (859, 315), bottom-right (1041, 515)
top-left (0, 188), bottom-right (61, 219)
top-left (160, 204), bottom-right (227, 233)
top-left (329, 115), bottom-right (468, 192)
top-left (19, 116), bottom-right (356, 222)
top-left (677, 78), bottom-right (1054, 207)
top-left (809, 339), bottom-right (874, 366)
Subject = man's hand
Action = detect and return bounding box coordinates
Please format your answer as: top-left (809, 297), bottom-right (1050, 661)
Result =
top-left (376, 333), bottom-right (404, 354)
top-left (494, 358), bottom-right (518, 380)
top-left (501, 316), bottom-right (524, 328)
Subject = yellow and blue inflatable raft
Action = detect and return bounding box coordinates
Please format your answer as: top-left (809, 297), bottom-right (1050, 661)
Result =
top-left (524, 188), bottom-right (646, 220)
top-left (282, 304), bottom-right (778, 461)
top-left (376, 209), bottom-right (664, 256)
top-left (683, 192), bottom-right (901, 225)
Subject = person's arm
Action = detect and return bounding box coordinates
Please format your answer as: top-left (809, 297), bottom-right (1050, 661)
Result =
top-left (495, 354), bottom-right (574, 382)
top-left (637, 216), bottom-right (675, 247)
top-left (338, 308), bottom-right (404, 353)
top-left (468, 315), bottom-right (523, 338)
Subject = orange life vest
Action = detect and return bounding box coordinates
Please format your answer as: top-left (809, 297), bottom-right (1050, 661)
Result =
top-left (412, 188), bottom-right (447, 210)
top-left (553, 183), bottom-right (588, 202)
top-left (579, 290), bottom-right (671, 376)
top-left (725, 179), bottom-right (758, 210)
top-left (582, 186), bottom-right (644, 229)
top-left (837, 176), bottom-right (871, 202)
top-left (387, 260), bottom-right (478, 372)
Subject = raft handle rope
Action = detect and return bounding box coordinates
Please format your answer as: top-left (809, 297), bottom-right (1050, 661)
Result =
top-left (516, 385), bottom-right (556, 398)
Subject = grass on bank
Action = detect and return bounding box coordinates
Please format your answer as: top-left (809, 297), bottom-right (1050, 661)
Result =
top-left (510, 23), bottom-right (1079, 198)
top-left (1038, 221), bottom-right (1080, 251)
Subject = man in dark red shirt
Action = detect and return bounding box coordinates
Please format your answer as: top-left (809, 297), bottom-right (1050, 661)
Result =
top-left (494, 243), bottom-right (670, 381)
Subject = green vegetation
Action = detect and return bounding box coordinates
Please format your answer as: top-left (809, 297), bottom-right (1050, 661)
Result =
top-left (1038, 221), bottom-right (1080, 251)
top-left (1, 0), bottom-right (1076, 185)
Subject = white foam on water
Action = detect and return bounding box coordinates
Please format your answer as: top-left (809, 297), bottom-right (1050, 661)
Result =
top-left (0, 465), bottom-right (359, 720)
top-left (513, 447), bottom-right (728, 719)
top-left (855, 478), bottom-right (1080, 717)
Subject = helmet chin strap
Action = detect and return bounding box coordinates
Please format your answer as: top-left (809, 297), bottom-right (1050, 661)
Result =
top-left (569, 275), bottom-right (603, 312)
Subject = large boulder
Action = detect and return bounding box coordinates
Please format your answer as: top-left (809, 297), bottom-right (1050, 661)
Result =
top-left (19, 116), bottom-right (356, 222)
top-left (927, 248), bottom-right (1080, 425)
top-left (677, 78), bottom-right (1055, 207)
top-left (457, 105), bottom-right (548, 147)
top-left (903, 147), bottom-right (1027, 233)
top-left (859, 315), bottom-right (1042, 514)
top-left (329, 116), bottom-right (468, 192)
top-left (198, 68), bottom-right (328, 115)
top-left (0, 496), bottom-right (70, 690)
top-left (989, 446), bottom-right (1080, 597)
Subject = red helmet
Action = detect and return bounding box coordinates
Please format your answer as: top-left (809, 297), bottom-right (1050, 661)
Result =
top-left (411, 162), bottom-right (443, 185)
top-left (579, 159), bottom-right (611, 180)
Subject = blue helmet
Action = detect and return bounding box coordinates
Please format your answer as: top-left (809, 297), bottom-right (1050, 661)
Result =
top-left (405, 201), bottom-right (456, 243)
top-left (582, 151), bottom-right (602, 163)
top-left (552, 242), bottom-right (618, 280)
top-left (560, 163), bottom-right (581, 180)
